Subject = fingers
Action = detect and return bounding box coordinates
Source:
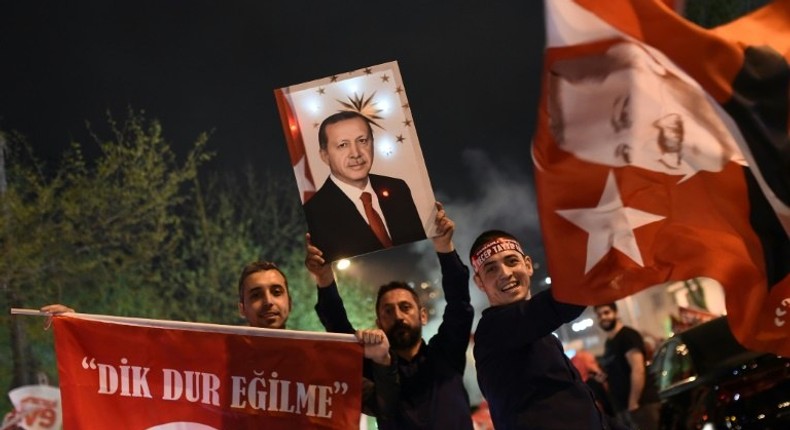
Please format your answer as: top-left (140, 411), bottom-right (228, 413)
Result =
top-left (40, 304), bottom-right (75, 314)
top-left (434, 202), bottom-right (454, 235)
top-left (304, 233), bottom-right (326, 268)
top-left (355, 329), bottom-right (387, 345)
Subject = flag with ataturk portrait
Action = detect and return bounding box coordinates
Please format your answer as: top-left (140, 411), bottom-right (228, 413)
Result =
top-left (533, 0), bottom-right (790, 354)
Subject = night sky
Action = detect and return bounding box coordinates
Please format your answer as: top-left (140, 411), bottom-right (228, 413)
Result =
top-left (2, 1), bottom-right (545, 195)
top-left (2, 1), bottom-right (550, 299)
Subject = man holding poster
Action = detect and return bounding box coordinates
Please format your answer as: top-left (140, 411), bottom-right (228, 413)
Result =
top-left (306, 203), bottom-right (474, 429)
top-left (304, 110), bottom-right (426, 262)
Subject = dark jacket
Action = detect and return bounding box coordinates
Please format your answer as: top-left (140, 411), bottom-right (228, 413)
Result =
top-left (474, 290), bottom-right (607, 430)
top-left (303, 174), bottom-right (426, 262)
top-left (315, 251), bottom-right (474, 429)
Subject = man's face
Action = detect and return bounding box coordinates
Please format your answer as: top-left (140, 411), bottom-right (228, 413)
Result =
top-left (320, 117), bottom-right (374, 189)
top-left (595, 306), bottom-right (617, 332)
top-left (238, 270), bottom-right (291, 329)
top-left (376, 289), bottom-right (426, 350)
top-left (474, 249), bottom-right (533, 307)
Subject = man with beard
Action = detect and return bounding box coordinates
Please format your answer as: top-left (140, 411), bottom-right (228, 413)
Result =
top-left (306, 203), bottom-right (474, 429)
top-left (594, 303), bottom-right (660, 430)
top-left (470, 230), bottom-right (609, 429)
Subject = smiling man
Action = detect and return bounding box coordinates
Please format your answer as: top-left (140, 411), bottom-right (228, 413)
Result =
top-left (303, 111), bottom-right (426, 262)
top-left (470, 230), bottom-right (609, 430)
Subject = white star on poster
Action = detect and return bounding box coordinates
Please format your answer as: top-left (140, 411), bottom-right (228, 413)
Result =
top-left (557, 170), bottom-right (664, 273)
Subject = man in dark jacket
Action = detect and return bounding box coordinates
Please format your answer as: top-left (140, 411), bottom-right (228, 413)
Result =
top-left (470, 230), bottom-right (608, 430)
top-left (306, 203), bottom-right (474, 429)
top-left (303, 110), bottom-right (425, 262)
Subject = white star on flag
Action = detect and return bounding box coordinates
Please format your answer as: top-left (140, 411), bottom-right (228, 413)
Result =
top-left (557, 170), bottom-right (665, 274)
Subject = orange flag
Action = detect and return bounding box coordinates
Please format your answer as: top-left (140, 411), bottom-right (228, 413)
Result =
top-left (534, 0), bottom-right (790, 354)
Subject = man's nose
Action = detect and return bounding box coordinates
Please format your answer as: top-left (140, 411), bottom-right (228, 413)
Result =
top-left (497, 263), bottom-right (512, 279)
top-left (348, 142), bottom-right (361, 157)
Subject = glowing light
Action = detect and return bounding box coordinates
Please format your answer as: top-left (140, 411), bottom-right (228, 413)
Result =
top-left (377, 136), bottom-right (395, 158)
top-left (733, 393), bottom-right (740, 401)
top-left (571, 318), bottom-right (594, 332)
top-left (377, 98), bottom-right (391, 113)
top-left (381, 190), bottom-right (390, 197)
top-left (544, 276), bottom-right (552, 285)
top-left (336, 259), bottom-right (350, 270)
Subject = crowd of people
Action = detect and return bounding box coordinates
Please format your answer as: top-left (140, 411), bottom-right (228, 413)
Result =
top-left (42, 112), bottom-right (663, 429)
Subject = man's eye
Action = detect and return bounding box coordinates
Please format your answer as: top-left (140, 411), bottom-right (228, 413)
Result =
top-left (357, 138), bottom-right (368, 145)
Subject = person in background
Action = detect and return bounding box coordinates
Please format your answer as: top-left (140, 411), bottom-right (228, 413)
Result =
top-left (594, 303), bottom-right (661, 430)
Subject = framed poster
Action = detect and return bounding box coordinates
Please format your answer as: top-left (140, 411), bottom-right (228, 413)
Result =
top-left (275, 61), bottom-right (437, 262)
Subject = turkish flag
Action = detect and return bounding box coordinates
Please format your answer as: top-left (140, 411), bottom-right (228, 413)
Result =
top-left (275, 88), bottom-right (316, 203)
top-left (534, 0), bottom-right (790, 354)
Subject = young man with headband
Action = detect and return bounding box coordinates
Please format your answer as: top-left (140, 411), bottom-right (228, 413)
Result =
top-left (469, 230), bottom-right (609, 429)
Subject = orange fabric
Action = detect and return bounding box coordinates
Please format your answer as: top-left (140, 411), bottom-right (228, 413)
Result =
top-left (535, 0), bottom-right (790, 355)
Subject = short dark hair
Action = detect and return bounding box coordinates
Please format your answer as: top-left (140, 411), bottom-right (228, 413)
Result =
top-left (318, 111), bottom-right (374, 150)
top-left (375, 281), bottom-right (421, 315)
top-left (469, 229), bottom-right (521, 262)
top-left (593, 302), bottom-right (618, 313)
top-left (237, 261), bottom-right (289, 304)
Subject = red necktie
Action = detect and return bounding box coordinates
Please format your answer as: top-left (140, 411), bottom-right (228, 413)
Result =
top-left (360, 192), bottom-right (393, 248)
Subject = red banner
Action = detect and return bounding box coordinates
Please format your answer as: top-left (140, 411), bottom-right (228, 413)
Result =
top-left (53, 315), bottom-right (362, 429)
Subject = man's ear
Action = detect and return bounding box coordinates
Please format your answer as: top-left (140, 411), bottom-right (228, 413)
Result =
top-left (375, 317), bottom-right (383, 330)
top-left (523, 255), bottom-right (534, 276)
top-left (473, 273), bottom-right (486, 293)
top-left (319, 148), bottom-right (329, 165)
top-left (419, 307), bottom-right (428, 326)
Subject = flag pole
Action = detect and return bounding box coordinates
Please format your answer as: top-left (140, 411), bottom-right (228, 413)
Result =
top-left (10, 308), bottom-right (358, 343)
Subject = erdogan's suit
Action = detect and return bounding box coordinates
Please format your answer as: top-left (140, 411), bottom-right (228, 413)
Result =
top-left (304, 174), bottom-right (426, 262)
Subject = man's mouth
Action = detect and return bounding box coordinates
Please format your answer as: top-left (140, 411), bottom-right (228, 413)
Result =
top-left (501, 281), bottom-right (520, 293)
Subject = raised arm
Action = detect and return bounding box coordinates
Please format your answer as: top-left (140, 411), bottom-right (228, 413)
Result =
top-left (475, 289), bottom-right (585, 352)
top-left (427, 203), bottom-right (474, 372)
top-left (306, 233), bottom-right (355, 334)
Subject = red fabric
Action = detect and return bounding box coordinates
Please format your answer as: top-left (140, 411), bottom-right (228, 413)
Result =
top-left (53, 316), bottom-right (362, 429)
top-left (535, 0), bottom-right (790, 355)
top-left (274, 88), bottom-right (316, 203)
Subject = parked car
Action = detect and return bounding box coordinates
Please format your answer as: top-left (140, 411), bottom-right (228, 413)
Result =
top-left (652, 316), bottom-right (790, 429)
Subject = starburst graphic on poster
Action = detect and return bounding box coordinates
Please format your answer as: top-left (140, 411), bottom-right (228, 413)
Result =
top-left (337, 92), bottom-right (385, 129)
